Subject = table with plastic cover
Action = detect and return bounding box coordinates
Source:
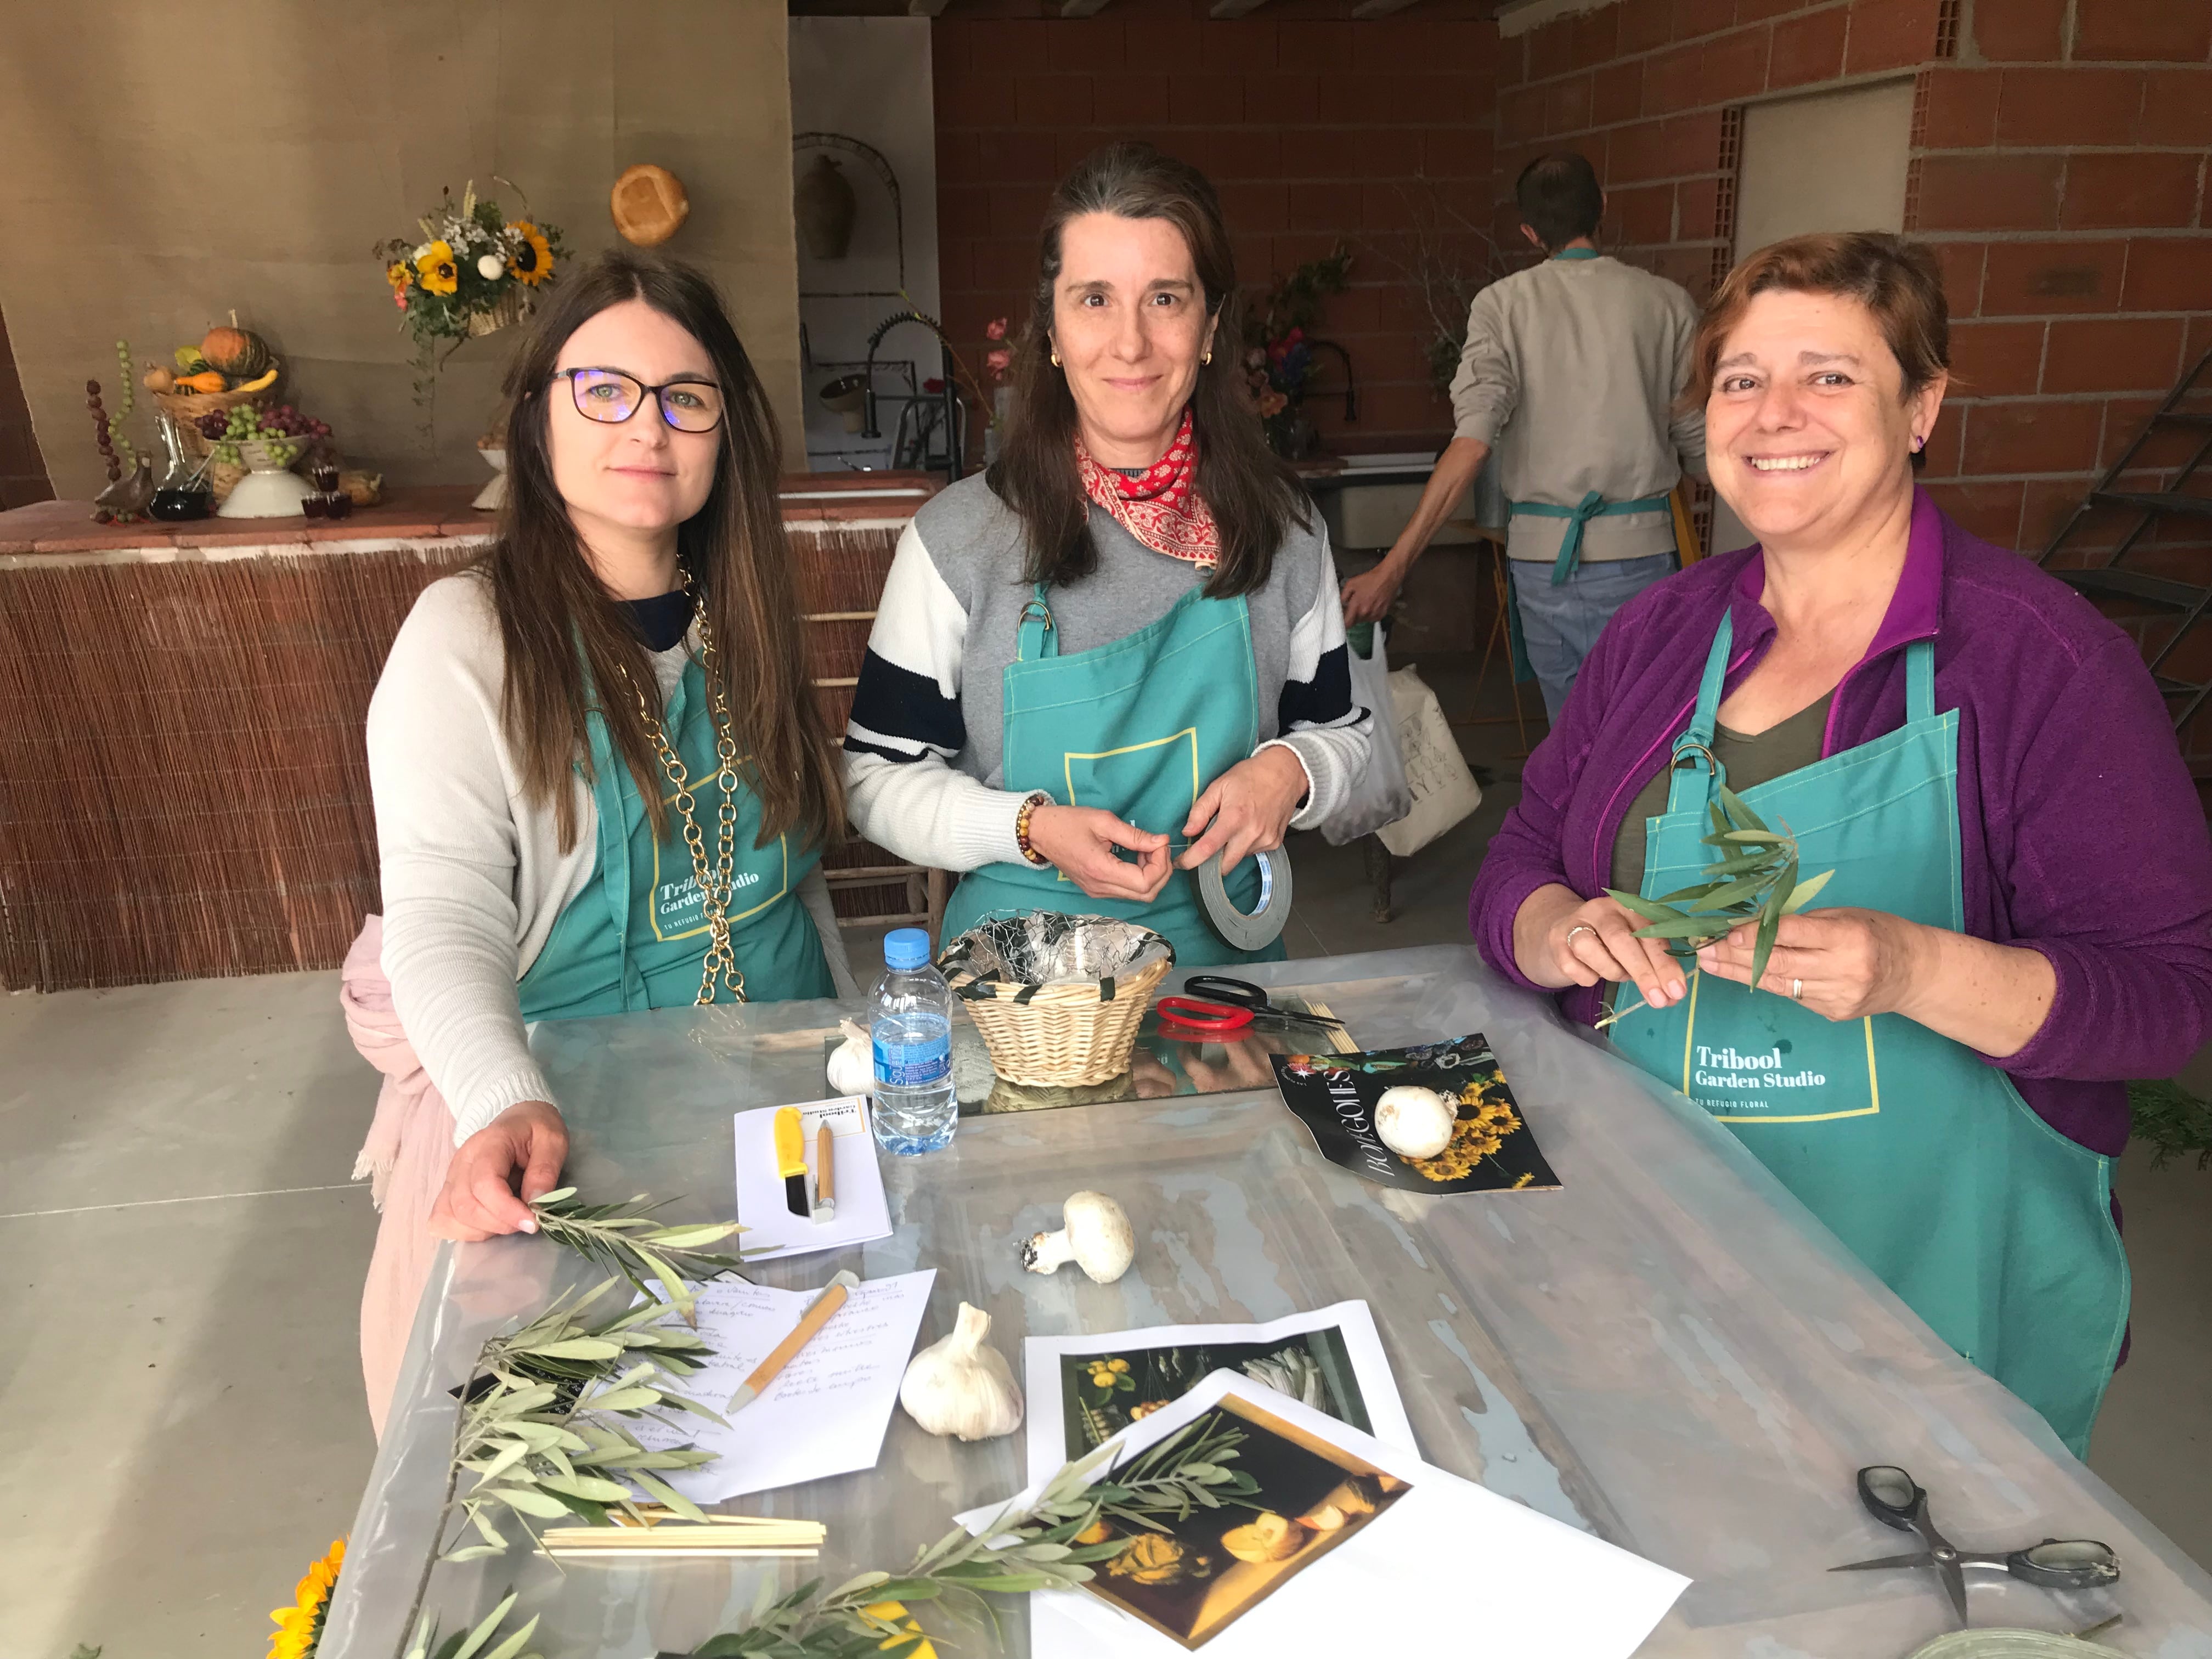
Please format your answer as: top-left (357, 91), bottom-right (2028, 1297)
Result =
top-left (321, 944), bottom-right (2212, 1659)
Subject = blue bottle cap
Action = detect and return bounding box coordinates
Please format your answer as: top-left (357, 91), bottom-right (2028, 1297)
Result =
top-left (884, 927), bottom-right (932, 970)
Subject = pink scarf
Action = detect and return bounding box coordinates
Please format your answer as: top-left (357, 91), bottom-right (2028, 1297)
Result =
top-left (342, 914), bottom-right (460, 1439)
top-left (1076, 408), bottom-right (1221, 568)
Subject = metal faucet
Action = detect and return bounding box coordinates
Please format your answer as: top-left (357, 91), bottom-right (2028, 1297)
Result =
top-left (861, 308), bottom-right (964, 486)
top-left (1305, 338), bottom-right (1357, 423)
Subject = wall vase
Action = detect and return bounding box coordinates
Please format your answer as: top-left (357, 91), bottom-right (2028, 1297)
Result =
top-left (795, 154), bottom-right (857, 260)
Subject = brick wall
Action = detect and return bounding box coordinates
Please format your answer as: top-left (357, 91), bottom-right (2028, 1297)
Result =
top-left (933, 0), bottom-right (1498, 456)
top-left (1497, 0), bottom-right (2212, 563)
top-left (0, 301), bottom-right (54, 510)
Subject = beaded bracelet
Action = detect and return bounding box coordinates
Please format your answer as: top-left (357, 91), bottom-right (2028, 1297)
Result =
top-left (1014, 791), bottom-right (1053, 867)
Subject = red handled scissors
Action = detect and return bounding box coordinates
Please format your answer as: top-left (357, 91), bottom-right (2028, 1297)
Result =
top-left (1156, 975), bottom-right (1346, 1036)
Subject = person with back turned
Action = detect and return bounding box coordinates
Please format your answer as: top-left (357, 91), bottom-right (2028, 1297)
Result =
top-left (1341, 152), bottom-right (1706, 720)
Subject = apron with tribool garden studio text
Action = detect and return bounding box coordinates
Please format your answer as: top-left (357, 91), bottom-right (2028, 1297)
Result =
top-left (1608, 612), bottom-right (2126, 1456)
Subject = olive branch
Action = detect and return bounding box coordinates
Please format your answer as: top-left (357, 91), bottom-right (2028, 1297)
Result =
top-left (394, 1276), bottom-right (729, 1658)
top-left (1596, 782), bottom-right (1833, 1028)
top-left (681, 1412), bottom-right (1260, 1658)
top-left (528, 1187), bottom-right (747, 1322)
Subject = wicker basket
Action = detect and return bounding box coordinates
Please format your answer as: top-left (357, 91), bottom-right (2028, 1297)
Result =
top-left (947, 944), bottom-right (1172, 1088)
top-left (151, 383), bottom-right (273, 460)
top-left (469, 288), bottom-right (531, 337)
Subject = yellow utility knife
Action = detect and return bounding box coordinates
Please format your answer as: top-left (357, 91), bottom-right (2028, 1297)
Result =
top-left (774, 1106), bottom-right (810, 1218)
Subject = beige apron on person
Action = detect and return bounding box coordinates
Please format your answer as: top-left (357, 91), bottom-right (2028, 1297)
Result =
top-left (341, 914), bottom-right (460, 1439)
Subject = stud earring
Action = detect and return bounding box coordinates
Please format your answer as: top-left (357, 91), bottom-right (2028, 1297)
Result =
top-left (1912, 435), bottom-right (1925, 453)
top-left (1050, 351), bottom-right (1062, 368)
top-left (1203, 349), bottom-right (1212, 366)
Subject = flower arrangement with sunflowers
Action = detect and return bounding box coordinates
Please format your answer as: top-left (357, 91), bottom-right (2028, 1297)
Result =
top-left (376, 180), bottom-right (565, 355)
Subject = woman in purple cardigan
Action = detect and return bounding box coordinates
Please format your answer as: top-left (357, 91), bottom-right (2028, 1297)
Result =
top-left (1469, 232), bottom-right (2212, 1456)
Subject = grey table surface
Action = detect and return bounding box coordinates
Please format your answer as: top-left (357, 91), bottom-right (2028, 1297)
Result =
top-left (321, 944), bottom-right (2212, 1659)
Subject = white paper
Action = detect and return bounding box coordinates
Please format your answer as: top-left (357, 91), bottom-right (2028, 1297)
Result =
top-left (1022, 1301), bottom-right (1414, 1490)
top-left (732, 1096), bottom-right (891, 1260)
top-left (630, 1269), bottom-right (935, 1502)
top-left (961, 1372), bottom-right (1689, 1659)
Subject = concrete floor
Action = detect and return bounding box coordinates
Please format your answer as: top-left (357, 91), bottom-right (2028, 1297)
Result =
top-left (5, 651), bottom-right (2207, 1657)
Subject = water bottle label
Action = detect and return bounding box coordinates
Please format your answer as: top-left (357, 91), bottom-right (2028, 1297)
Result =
top-left (874, 1034), bottom-right (950, 1088)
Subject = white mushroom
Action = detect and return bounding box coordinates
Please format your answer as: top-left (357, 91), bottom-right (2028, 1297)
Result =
top-left (1374, 1085), bottom-right (1457, 1159)
top-left (1020, 1190), bottom-right (1135, 1284)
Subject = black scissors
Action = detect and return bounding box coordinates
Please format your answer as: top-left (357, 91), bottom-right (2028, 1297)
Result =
top-left (1830, 1465), bottom-right (2120, 1627)
top-left (1156, 975), bottom-right (1346, 1035)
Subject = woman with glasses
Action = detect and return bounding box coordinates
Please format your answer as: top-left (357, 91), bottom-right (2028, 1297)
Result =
top-left (347, 251), bottom-right (851, 1430)
top-left (842, 143), bottom-right (1370, 967)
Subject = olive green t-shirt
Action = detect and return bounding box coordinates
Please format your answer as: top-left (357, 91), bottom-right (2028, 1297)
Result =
top-left (1608, 693), bottom-right (1834, 898)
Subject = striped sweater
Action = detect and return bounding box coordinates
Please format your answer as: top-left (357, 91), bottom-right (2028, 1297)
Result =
top-left (842, 472), bottom-right (1370, 872)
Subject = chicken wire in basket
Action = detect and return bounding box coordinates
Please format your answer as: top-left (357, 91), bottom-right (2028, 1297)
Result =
top-left (938, 911), bottom-right (1175, 1087)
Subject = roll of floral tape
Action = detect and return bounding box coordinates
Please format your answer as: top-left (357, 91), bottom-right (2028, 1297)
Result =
top-left (1909, 1631), bottom-right (2114, 1659)
top-left (1198, 846), bottom-right (1291, 951)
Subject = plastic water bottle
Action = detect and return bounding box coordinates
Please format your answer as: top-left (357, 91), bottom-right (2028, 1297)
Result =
top-left (870, 927), bottom-right (957, 1154)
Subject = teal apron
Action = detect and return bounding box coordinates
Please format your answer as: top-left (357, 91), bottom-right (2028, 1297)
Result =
top-left (517, 656), bottom-right (832, 1018)
top-left (940, 582), bottom-right (1286, 969)
top-left (1609, 614), bottom-right (2128, 1455)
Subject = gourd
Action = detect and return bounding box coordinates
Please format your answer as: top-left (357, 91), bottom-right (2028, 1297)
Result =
top-left (141, 365), bottom-right (174, 393)
top-left (1374, 1085), bottom-right (1457, 1159)
top-left (200, 323), bottom-right (272, 381)
top-left (228, 366), bottom-right (280, 396)
top-left (174, 371), bottom-right (228, 396)
top-left (898, 1302), bottom-right (1024, 1441)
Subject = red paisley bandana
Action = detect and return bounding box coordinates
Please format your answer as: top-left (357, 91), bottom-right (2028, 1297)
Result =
top-left (1075, 409), bottom-right (1221, 568)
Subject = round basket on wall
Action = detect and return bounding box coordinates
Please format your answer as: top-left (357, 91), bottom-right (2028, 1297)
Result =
top-left (611, 164), bottom-right (690, 246)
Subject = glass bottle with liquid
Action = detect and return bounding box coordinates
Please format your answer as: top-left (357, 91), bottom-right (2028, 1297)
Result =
top-left (148, 415), bottom-right (213, 521)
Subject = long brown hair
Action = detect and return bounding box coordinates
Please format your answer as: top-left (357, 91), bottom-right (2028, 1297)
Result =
top-left (488, 250), bottom-right (842, 855)
top-left (988, 142), bottom-right (1307, 599)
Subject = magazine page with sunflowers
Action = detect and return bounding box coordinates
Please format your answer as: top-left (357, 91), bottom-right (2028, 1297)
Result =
top-left (1269, 1034), bottom-right (1561, 1195)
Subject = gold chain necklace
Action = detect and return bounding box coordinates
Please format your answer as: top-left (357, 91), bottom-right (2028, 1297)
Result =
top-left (617, 591), bottom-right (747, 1005)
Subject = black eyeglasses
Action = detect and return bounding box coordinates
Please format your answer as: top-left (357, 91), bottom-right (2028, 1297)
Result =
top-left (552, 368), bottom-right (726, 433)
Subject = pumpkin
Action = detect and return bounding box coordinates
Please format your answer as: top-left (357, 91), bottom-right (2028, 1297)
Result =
top-left (200, 325), bottom-right (271, 380)
top-left (175, 370), bottom-right (228, 395)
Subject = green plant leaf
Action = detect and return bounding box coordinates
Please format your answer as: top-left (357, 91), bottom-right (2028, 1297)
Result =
top-left (1780, 869), bottom-right (1835, 913)
top-left (1718, 782), bottom-right (1764, 832)
top-left (450, 1592), bottom-right (524, 1659)
top-left (516, 1338), bottom-right (624, 1361)
top-left (1602, 889), bottom-right (1684, 923)
top-left (487, 1485), bottom-right (572, 1518)
top-left (1632, 916), bottom-right (1736, 941)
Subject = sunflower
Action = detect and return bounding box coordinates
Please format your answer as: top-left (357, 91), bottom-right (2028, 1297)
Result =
top-left (507, 222), bottom-right (555, 286)
top-left (268, 1538), bottom-right (344, 1659)
top-left (414, 240), bottom-right (459, 296)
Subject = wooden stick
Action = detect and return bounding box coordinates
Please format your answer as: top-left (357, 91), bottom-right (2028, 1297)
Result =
top-left (726, 1270), bottom-right (859, 1410)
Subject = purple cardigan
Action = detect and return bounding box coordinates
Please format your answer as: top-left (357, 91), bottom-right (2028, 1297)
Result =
top-left (1469, 488), bottom-right (2212, 1155)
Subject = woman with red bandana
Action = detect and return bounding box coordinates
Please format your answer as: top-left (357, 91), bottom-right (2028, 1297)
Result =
top-left (842, 143), bottom-right (1372, 966)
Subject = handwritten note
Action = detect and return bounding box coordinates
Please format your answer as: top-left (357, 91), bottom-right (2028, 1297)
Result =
top-left (630, 1270), bottom-right (936, 1501)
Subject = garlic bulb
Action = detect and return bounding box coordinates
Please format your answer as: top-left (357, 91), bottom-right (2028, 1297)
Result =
top-left (1374, 1085), bottom-right (1457, 1159)
top-left (899, 1302), bottom-right (1024, 1441)
top-left (827, 1017), bottom-right (874, 1096)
